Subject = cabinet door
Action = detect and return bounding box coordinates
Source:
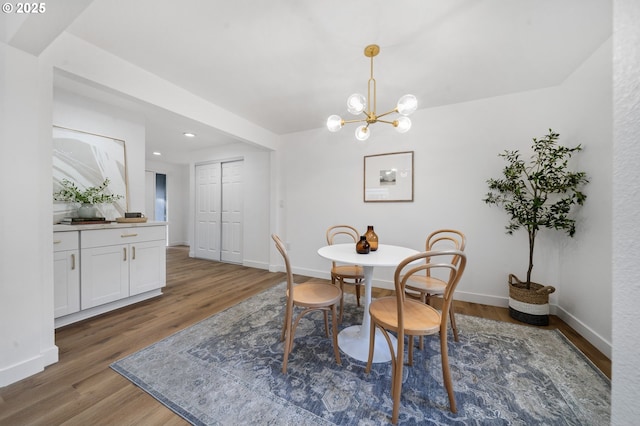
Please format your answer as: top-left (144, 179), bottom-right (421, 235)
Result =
top-left (81, 244), bottom-right (129, 309)
top-left (53, 250), bottom-right (80, 317)
top-left (129, 240), bottom-right (166, 296)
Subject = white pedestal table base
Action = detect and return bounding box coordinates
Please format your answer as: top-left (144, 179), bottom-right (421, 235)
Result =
top-left (317, 244), bottom-right (418, 364)
top-left (338, 325), bottom-right (397, 363)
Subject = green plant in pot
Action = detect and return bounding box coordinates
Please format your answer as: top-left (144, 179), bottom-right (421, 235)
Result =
top-left (53, 178), bottom-right (123, 218)
top-left (483, 130), bottom-right (588, 325)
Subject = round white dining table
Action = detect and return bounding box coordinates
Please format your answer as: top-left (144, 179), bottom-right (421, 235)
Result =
top-left (317, 243), bottom-right (419, 363)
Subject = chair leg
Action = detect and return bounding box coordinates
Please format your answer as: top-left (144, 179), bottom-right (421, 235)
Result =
top-left (449, 300), bottom-right (459, 342)
top-left (418, 293), bottom-right (428, 351)
top-left (338, 279), bottom-right (345, 323)
top-left (280, 301), bottom-right (291, 342)
top-left (407, 335), bottom-right (414, 366)
top-left (282, 322), bottom-right (292, 374)
top-left (323, 310), bottom-right (330, 338)
top-left (355, 281), bottom-right (361, 307)
top-left (331, 304), bottom-right (341, 365)
top-left (365, 319), bottom-right (376, 374)
top-left (331, 274), bottom-right (342, 323)
top-left (391, 332), bottom-right (404, 424)
top-left (439, 331), bottom-right (457, 413)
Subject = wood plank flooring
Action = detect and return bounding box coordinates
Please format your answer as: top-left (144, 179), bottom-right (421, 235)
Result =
top-left (0, 246), bottom-right (610, 425)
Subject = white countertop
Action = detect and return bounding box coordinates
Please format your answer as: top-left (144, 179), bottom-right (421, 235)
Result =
top-left (53, 221), bottom-right (167, 232)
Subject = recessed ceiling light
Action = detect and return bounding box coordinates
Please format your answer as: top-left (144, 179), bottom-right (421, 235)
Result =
top-left (153, 151), bottom-right (162, 156)
top-left (183, 132), bottom-right (196, 137)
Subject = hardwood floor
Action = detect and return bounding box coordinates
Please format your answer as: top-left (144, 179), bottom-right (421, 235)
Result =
top-left (0, 246), bottom-right (610, 425)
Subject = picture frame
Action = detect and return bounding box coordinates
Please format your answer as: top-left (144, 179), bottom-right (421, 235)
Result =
top-left (53, 126), bottom-right (129, 222)
top-left (364, 151), bottom-right (414, 202)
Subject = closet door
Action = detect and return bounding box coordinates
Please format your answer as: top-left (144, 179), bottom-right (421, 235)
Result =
top-left (194, 160), bottom-right (244, 263)
top-left (194, 163), bottom-right (221, 261)
top-left (221, 161), bottom-right (243, 263)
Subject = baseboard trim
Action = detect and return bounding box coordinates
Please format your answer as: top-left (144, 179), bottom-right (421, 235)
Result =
top-left (554, 306), bottom-right (612, 359)
top-left (0, 343), bottom-right (58, 387)
top-left (41, 344), bottom-right (59, 368)
top-left (243, 260), bottom-right (268, 270)
top-left (55, 290), bottom-right (163, 329)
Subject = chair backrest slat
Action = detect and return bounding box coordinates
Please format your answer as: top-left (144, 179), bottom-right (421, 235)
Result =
top-left (272, 234), bottom-right (295, 308)
top-left (326, 225), bottom-right (359, 245)
top-left (424, 229), bottom-right (466, 277)
top-left (394, 249), bottom-right (467, 333)
top-left (326, 225), bottom-right (360, 268)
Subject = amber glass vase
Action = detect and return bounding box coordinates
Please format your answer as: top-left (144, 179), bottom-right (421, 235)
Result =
top-left (364, 225), bottom-right (378, 251)
top-left (356, 235), bottom-right (370, 254)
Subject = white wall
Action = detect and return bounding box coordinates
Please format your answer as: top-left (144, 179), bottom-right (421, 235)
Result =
top-left (0, 43), bottom-right (57, 386)
top-left (555, 40), bottom-right (613, 355)
top-left (612, 0), bottom-right (640, 421)
top-left (275, 39), bottom-right (612, 357)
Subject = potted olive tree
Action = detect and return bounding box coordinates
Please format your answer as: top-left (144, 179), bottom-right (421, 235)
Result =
top-left (483, 130), bottom-right (588, 325)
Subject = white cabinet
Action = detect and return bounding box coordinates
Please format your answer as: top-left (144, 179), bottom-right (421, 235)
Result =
top-left (80, 226), bottom-right (166, 310)
top-left (53, 231), bottom-right (80, 318)
top-left (80, 243), bottom-right (130, 309)
top-left (53, 223), bottom-right (167, 327)
top-left (129, 239), bottom-right (167, 296)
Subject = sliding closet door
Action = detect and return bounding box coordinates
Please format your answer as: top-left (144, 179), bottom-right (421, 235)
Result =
top-left (221, 161), bottom-right (243, 263)
top-left (194, 160), bottom-right (243, 263)
top-left (194, 163), bottom-right (221, 260)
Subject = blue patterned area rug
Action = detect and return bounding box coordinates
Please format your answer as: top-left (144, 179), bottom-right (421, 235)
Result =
top-left (111, 283), bottom-right (610, 425)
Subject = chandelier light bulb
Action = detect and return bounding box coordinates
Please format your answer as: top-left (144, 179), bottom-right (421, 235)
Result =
top-left (397, 94), bottom-right (418, 116)
top-left (347, 93), bottom-right (366, 115)
top-left (395, 116), bottom-right (412, 133)
top-left (355, 125), bottom-right (370, 141)
top-left (327, 115), bottom-right (344, 132)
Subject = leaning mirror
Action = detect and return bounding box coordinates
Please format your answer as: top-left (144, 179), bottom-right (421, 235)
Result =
top-left (53, 126), bottom-right (129, 222)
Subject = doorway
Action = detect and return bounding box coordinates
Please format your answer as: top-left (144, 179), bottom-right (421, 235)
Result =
top-left (145, 171), bottom-right (167, 221)
top-left (194, 160), bottom-right (243, 264)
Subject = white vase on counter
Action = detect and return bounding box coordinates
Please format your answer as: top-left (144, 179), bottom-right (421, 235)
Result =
top-left (77, 203), bottom-right (97, 218)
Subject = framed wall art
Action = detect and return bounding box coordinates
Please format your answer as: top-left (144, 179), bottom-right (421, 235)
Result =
top-left (53, 126), bottom-right (129, 221)
top-left (363, 151), bottom-right (414, 202)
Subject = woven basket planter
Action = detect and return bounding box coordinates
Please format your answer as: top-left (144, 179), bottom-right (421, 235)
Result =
top-left (508, 274), bottom-right (556, 326)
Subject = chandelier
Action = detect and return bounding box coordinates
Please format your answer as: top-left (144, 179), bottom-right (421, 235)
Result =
top-left (327, 44), bottom-right (417, 141)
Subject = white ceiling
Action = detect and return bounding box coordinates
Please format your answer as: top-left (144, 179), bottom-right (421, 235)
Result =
top-left (47, 0), bottom-right (611, 161)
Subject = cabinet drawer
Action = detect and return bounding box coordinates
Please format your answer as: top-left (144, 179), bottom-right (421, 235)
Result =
top-left (53, 231), bottom-right (79, 252)
top-left (81, 226), bottom-right (166, 248)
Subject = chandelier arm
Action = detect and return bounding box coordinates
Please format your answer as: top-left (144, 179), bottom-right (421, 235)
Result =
top-left (376, 119), bottom-right (397, 126)
top-left (342, 118), bottom-right (368, 125)
top-left (376, 108), bottom-right (399, 119)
